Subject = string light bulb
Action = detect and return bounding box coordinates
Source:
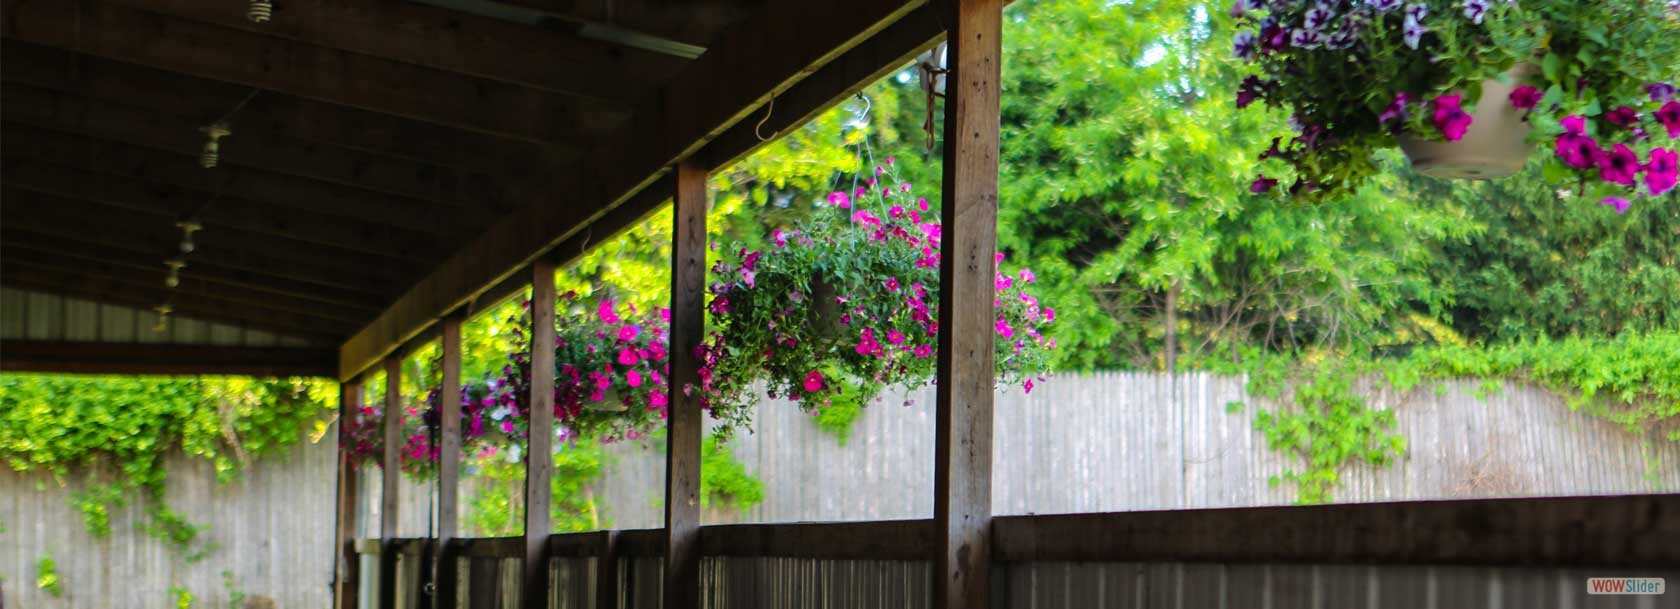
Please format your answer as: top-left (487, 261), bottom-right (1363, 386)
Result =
top-left (164, 259), bottom-right (187, 288)
top-left (176, 221), bottom-right (202, 254)
top-left (247, 0), bottom-right (273, 23)
top-left (152, 304), bottom-right (174, 334)
top-left (199, 123), bottom-right (232, 168)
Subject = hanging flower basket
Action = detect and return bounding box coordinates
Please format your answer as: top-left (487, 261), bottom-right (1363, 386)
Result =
top-left (1396, 67), bottom-right (1534, 179)
top-left (698, 156), bottom-right (1058, 438)
top-left (1230, 0), bottom-right (1680, 211)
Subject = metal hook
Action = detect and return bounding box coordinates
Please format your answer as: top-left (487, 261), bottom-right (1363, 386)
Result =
top-left (755, 95), bottom-right (776, 141)
top-left (854, 92), bottom-right (872, 123)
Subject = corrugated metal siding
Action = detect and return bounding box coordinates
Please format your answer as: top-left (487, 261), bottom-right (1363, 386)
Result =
top-left (0, 287), bottom-right (314, 347)
top-left (996, 562), bottom-right (1680, 609)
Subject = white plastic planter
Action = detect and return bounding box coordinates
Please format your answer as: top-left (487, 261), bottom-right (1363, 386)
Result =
top-left (1398, 67), bottom-right (1534, 180)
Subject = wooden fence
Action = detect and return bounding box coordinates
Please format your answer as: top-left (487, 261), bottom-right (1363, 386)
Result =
top-left (4, 372), bottom-right (1674, 608)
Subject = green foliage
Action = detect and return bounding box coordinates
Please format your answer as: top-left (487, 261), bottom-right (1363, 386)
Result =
top-left (222, 570), bottom-right (246, 609)
top-left (461, 440), bottom-right (610, 535)
top-left (169, 584), bottom-right (194, 609)
top-left (700, 436), bottom-right (765, 511)
top-left (0, 374), bottom-right (334, 555)
top-left (1246, 356), bottom-right (1408, 504)
top-left (36, 554), bottom-right (61, 597)
top-left (813, 392), bottom-right (865, 444)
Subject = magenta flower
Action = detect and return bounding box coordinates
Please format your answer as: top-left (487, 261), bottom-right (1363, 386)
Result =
top-left (827, 191), bottom-right (852, 208)
top-left (914, 344), bottom-right (933, 358)
top-left (617, 347), bottom-right (640, 366)
top-left (994, 317), bottom-right (1015, 339)
top-left (884, 277), bottom-right (901, 291)
top-left (1561, 115), bottom-right (1587, 136)
top-left (887, 329), bottom-right (906, 345)
top-left (1430, 95), bottom-right (1473, 141)
top-left (1605, 106), bottom-right (1641, 127)
top-left (597, 300), bottom-right (620, 324)
top-left (995, 273), bottom-right (1013, 291)
top-left (1598, 143), bottom-right (1640, 186)
top-left (708, 296), bottom-right (731, 315)
top-left (1042, 307), bottom-right (1056, 323)
top-left (1599, 196), bottom-right (1632, 214)
top-left (1018, 269), bottom-right (1036, 283)
top-left (1250, 174), bottom-right (1279, 193)
top-left (1656, 101), bottom-right (1680, 138)
top-left (889, 205), bottom-right (906, 219)
top-left (1508, 85), bottom-right (1542, 110)
top-left (650, 390), bottom-right (668, 409)
top-left (1023, 379), bottom-right (1035, 394)
top-left (802, 370), bottom-right (826, 393)
top-left (626, 369), bottom-right (643, 388)
top-left (617, 325), bottom-right (640, 341)
top-left (1554, 134), bottom-right (1600, 169)
top-left (1646, 148), bottom-right (1677, 196)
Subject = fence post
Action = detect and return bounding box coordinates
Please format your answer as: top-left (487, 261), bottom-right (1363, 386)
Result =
top-left (663, 161), bottom-right (708, 609)
top-left (524, 259), bottom-right (558, 609)
top-left (933, 0), bottom-right (1002, 606)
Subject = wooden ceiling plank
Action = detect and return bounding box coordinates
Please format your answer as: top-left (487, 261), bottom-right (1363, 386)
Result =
top-left (1, 229), bottom-right (386, 308)
top-left (1, 237), bottom-right (383, 311)
top-left (2, 0), bottom-right (625, 142)
top-left (3, 254), bottom-right (374, 324)
top-left (0, 340), bottom-right (338, 377)
top-left (0, 207), bottom-right (409, 296)
top-left (1, 83), bottom-right (517, 209)
top-left (0, 186), bottom-right (429, 274)
top-left (1, 157), bottom-right (443, 261)
top-left (2, 265), bottom-right (353, 340)
top-left (0, 128), bottom-right (479, 238)
top-left (100, 0), bottom-right (687, 100)
top-left (487, 0), bottom-right (755, 49)
top-left (0, 40), bottom-right (558, 177)
top-left (335, 0), bottom-right (928, 380)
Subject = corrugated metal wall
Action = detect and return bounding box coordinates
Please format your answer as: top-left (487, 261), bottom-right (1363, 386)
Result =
top-left (0, 287), bottom-right (312, 347)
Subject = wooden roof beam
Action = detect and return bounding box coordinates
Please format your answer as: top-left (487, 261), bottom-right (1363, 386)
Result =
top-left (0, 340), bottom-right (339, 377)
top-left (485, 0), bottom-right (756, 51)
top-left (1, 83), bottom-right (517, 209)
top-left (0, 2), bottom-right (620, 143)
top-left (335, 0), bottom-right (929, 380)
top-left (1, 40), bottom-right (555, 177)
top-left (99, 0), bottom-right (687, 101)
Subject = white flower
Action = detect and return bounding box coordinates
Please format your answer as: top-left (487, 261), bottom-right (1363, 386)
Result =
top-left (1403, 15), bottom-right (1427, 49)
top-left (1234, 31), bottom-right (1259, 60)
top-left (490, 405), bottom-right (512, 421)
top-left (1462, 0), bottom-right (1489, 24)
top-left (1291, 28), bottom-right (1326, 49)
top-left (504, 443), bottom-right (523, 463)
top-left (1405, 2), bottom-right (1428, 20)
top-left (1366, 0), bottom-right (1402, 12)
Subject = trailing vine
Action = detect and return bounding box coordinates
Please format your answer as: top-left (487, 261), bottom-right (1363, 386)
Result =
top-left (0, 373), bottom-right (335, 557)
top-left (1221, 331), bottom-right (1680, 503)
top-left (36, 554), bottom-right (61, 597)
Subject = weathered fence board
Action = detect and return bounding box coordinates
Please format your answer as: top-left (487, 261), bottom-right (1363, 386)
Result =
top-left (3, 373), bottom-right (1674, 608)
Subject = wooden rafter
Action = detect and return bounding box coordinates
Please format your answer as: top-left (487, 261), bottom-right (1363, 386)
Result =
top-left (0, 340), bottom-right (338, 377)
top-left (1, 83), bottom-right (516, 209)
top-left (1, 0), bottom-right (628, 142)
top-left (489, 0), bottom-right (756, 50)
top-left (3, 257), bottom-right (371, 325)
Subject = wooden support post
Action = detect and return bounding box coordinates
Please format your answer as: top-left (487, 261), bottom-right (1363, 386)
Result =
top-left (933, 0), bottom-right (1002, 606)
top-left (381, 357), bottom-right (403, 609)
top-left (523, 260), bottom-right (557, 609)
top-left (436, 312), bottom-right (464, 609)
top-left (663, 161), bottom-right (707, 609)
top-left (595, 531), bottom-right (620, 609)
top-left (334, 380), bottom-right (362, 609)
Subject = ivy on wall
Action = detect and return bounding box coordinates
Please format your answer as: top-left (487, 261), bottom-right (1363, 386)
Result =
top-left (1222, 331), bottom-right (1680, 504)
top-left (0, 373), bottom-right (335, 556)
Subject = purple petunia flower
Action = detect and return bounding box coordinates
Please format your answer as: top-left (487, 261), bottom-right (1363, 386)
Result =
top-left (1291, 28), bottom-right (1326, 49)
top-left (1236, 75), bottom-right (1268, 109)
top-left (1367, 0), bottom-right (1402, 12)
top-left (1554, 134), bottom-right (1600, 169)
top-left (1234, 31), bottom-right (1258, 60)
top-left (1378, 91), bottom-right (1411, 128)
top-left (1431, 95), bottom-right (1473, 141)
top-left (1645, 148), bottom-right (1678, 196)
top-left (1303, 4), bottom-right (1336, 31)
top-left (1230, 0), bottom-right (1263, 18)
top-left (1462, 0), bottom-right (1489, 24)
top-left (1649, 82), bottom-right (1676, 103)
top-left (1599, 196), bottom-right (1631, 214)
top-left (1656, 101), bottom-right (1680, 138)
top-left (1405, 2), bottom-right (1429, 20)
top-left (1250, 174), bottom-right (1279, 193)
top-left (1402, 14), bottom-right (1427, 49)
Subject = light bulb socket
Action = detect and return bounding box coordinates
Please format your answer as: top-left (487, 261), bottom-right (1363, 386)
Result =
top-left (247, 0), bottom-right (273, 22)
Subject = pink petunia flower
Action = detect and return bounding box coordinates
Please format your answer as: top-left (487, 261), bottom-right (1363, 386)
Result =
top-left (1508, 85), bottom-right (1542, 110)
top-left (1645, 148), bottom-right (1678, 196)
top-left (626, 370), bottom-right (643, 388)
top-left (1430, 95), bottom-right (1473, 141)
top-left (1599, 196), bottom-right (1632, 214)
top-left (1605, 106), bottom-right (1641, 127)
top-left (914, 344), bottom-right (933, 358)
top-left (598, 300), bottom-right (620, 324)
top-left (887, 329), bottom-right (906, 345)
top-left (803, 370), bottom-right (826, 393)
top-left (827, 191), bottom-right (852, 208)
top-left (618, 347), bottom-right (641, 366)
top-left (994, 317), bottom-right (1015, 339)
top-left (617, 325), bottom-right (640, 341)
top-left (1656, 101), bottom-right (1680, 138)
top-left (1561, 115), bottom-right (1588, 136)
top-left (1598, 143), bottom-right (1641, 186)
